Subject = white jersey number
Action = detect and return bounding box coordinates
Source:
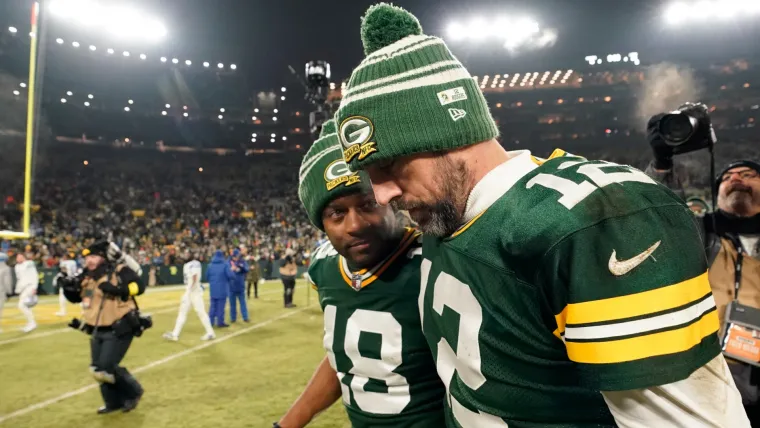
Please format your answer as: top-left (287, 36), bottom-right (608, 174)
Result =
top-left (324, 306), bottom-right (411, 414)
top-left (526, 160), bottom-right (656, 209)
top-left (420, 260), bottom-right (509, 428)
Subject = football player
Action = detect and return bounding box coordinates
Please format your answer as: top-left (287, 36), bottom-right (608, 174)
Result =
top-left (334, 4), bottom-right (750, 427)
top-left (275, 120), bottom-right (445, 428)
top-left (163, 251), bottom-right (215, 341)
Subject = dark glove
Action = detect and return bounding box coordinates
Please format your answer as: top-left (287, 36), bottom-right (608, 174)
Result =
top-left (68, 318), bottom-right (81, 330)
top-left (98, 282), bottom-right (128, 300)
top-left (57, 276), bottom-right (80, 293)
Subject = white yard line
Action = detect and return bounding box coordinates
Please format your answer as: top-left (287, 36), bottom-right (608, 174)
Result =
top-left (0, 288), bottom-right (285, 346)
top-left (0, 306), bottom-right (308, 425)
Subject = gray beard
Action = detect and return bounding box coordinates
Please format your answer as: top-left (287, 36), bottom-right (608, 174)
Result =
top-left (392, 157), bottom-right (469, 238)
top-left (723, 191), bottom-right (756, 217)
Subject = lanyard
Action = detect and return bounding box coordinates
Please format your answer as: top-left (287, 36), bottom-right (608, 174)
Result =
top-left (732, 236), bottom-right (745, 300)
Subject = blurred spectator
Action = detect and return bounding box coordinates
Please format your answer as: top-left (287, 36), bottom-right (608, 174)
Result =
top-left (206, 250), bottom-right (232, 329)
top-left (228, 249), bottom-right (249, 323)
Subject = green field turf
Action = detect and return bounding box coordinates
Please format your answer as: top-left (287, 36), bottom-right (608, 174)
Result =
top-left (0, 280), bottom-right (351, 427)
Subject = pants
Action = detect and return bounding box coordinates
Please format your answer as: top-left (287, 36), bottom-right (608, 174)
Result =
top-left (283, 278), bottom-right (296, 306)
top-left (58, 287), bottom-right (67, 315)
top-left (17, 287), bottom-right (36, 326)
top-left (0, 292), bottom-right (6, 329)
top-left (229, 291), bottom-right (248, 322)
top-left (208, 297), bottom-right (227, 326)
top-left (729, 362), bottom-right (760, 425)
top-left (172, 289), bottom-right (214, 337)
top-left (90, 329), bottom-right (143, 408)
top-left (246, 280), bottom-right (258, 299)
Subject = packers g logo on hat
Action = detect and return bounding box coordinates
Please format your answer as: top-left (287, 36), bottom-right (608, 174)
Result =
top-left (339, 116), bottom-right (378, 163)
top-left (324, 159), bottom-right (362, 191)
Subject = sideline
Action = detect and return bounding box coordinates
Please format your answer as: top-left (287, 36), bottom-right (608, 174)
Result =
top-left (0, 306), bottom-right (309, 425)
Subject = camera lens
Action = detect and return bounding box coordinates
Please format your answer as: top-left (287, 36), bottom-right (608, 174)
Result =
top-left (659, 113), bottom-right (699, 146)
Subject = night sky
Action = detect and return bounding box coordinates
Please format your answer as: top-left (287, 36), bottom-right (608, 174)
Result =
top-left (1, 0), bottom-right (759, 89)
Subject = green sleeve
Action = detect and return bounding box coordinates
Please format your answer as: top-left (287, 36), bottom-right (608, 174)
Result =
top-left (537, 203), bottom-right (720, 391)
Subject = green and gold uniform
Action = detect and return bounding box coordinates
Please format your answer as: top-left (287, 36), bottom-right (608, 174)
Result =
top-left (308, 228), bottom-right (446, 427)
top-left (419, 150), bottom-right (720, 427)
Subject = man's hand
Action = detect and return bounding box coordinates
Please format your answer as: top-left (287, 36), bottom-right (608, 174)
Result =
top-left (107, 242), bottom-right (125, 264)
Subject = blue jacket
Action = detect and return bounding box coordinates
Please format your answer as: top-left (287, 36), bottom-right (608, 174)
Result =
top-left (228, 257), bottom-right (249, 293)
top-left (206, 251), bottom-right (233, 299)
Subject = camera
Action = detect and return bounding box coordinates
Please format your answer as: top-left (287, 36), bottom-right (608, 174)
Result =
top-left (657, 102), bottom-right (717, 155)
top-left (133, 314), bottom-right (153, 337)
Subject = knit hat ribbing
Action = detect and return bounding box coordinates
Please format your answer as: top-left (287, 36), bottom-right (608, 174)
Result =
top-left (336, 3), bottom-right (498, 171)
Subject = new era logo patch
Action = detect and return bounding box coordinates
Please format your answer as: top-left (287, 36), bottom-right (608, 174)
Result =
top-left (448, 108), bottom-right (466, 121)
top-left (437, 87), bottom-right (468, 105)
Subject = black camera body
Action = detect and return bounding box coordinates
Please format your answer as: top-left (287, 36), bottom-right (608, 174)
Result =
top-left (658, 102), bottom-right (717, 155)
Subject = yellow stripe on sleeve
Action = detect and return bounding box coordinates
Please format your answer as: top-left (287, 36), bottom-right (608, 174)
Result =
top-left (128, 282), bottom-right (139, 296)
top-left (566, 310), bottom-right (719, 364)
top-left (567, 272), bottom-right (711, 326)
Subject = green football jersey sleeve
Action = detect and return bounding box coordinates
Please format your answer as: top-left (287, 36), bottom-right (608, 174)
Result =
top-left (309, 229), bottom-right (446, 428)
top-left (418, 150), bottom-right (720, 427)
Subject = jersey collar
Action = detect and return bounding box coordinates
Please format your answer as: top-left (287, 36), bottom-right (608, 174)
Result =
top-left (338, 228), bottom-right (420, 290)
top-left (449, 150), bottom-right (538, 239)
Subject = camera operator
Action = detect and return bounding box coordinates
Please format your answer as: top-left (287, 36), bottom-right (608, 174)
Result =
top-left (58, 241), bottom-right (147, 414)
top-left (647, 104), bottom-right (760, 421)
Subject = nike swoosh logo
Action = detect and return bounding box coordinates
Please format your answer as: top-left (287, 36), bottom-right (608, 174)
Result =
top-left (608, 240), bottom-right (661, 276)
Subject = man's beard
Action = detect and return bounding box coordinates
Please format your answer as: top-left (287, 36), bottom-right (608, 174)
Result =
top-left (722, 184), bottom-right (758, 217)
top-left (391, 157), bottom-right (469, 237)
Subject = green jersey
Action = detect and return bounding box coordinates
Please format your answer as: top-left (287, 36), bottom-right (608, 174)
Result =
top-left (309, 228), bottom-right (446, 427)
top-left (419, 150), bottom-right (720, 427)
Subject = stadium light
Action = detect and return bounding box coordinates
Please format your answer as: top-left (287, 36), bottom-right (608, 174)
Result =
top-left (124, 106), bottom-right (130, 111)
top-left (183, 112), bottom-right (188, 117)
top-left (172, 58), bottom-right (178, 64)
top-left (72, 41), bottom-right (80, 47)
top-left (198, 167), bottom-right (203, 172)
top-left (84, 101), bottom-right (90, 106)
top-left (281, 96), bottom-right (286, 101)
top-left (254, 108), bottom-right (259, 113)
top-left (445, 16), bottom-right (555, 51)
top-left (218, 115), bottom-right (223, 119)
top-left (185, 60), bottom-right (192, 66)
top-left (123, 51), bottom-right (130, 57)
top-left (140, 53), bottom-right (147, 60)
top-left (270, 138), bottom-right (275, 143)
top-left (274, 109), bottom-right (279, 113)
top-left (217, 63), bottom-right (224, 69)
top-left (56, 38), bottom-right (64, 44)
top-left (273, 117), bottom-right (278, 122)
top-left (20, 83), bottom-right (26, 88)
top-left (107, 48), bottom-right (114, 54)
top-left (83, 160), bottom-right (89, 165)
top-left (128, 99), bottom-right (134, 104)
top-left (252, 116), bottom-right (258, 121)
top-left (203, 62), bottom-right (210, 67)
top-left (160, 56), bottom-right (167, 62)
top-left (282, 136), bottom-right (287, 141)
top-left (161, 110), bottom-right (167, 115)
top-left (252, 133), bottom-right (257, 137)
top-left (183, 105), bottom-right (188, 110)
top-left (271, 133), bottom-right (276, 138)
top-left (47, 1), bottom-right (168, 42)
top-left (61, 98), bottom-right (67, 103)
top-left (13, 90), bottom-right (20, 96)
top-left (230, 64), bottom-right (237, 70)
top-left (252, 138), bottom-right (257, 143)
top-left (165, 103), bottom-right (170, 108)
top-left (281, 87), bottom-right (287, 92)
top-left (88, 94), bottom-right (94, 99)
top-left (89, 45), bottom-right (96, 51)
top-left (66, 91), bottom-right (73, 96)
top-left (9, 26), bottom-right (18, 34)
top-left (220, 108), bottom-right (225, 113)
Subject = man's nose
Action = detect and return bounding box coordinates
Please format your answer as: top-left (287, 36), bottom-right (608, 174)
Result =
top-left (371, 181), bottom-right (402, 206)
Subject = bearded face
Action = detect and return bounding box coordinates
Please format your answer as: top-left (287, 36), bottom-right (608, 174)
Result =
top-left (718, 167), bottom-right (760, 217)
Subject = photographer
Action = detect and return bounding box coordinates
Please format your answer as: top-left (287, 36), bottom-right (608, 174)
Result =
top-left (58, 241), bottom-right (147, 414)
top-left (647, 105), bottom-right (760, 421)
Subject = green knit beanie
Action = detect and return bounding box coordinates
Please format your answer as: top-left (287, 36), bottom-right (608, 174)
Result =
top-left (320, 118), bottom-right (337, 138)
top-left (336, 3), bottom-right (499, 171)
top-left (298, 124), bottom-right (373, 231)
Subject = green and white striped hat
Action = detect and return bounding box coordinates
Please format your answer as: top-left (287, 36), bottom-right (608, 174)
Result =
top-left (336, 3), bottom-right (499, 171)
top-left (298, 119), bottom-right (373, 231)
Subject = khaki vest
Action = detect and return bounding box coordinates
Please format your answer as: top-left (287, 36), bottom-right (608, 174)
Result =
top-left (81, 266), bottom-right (136, 327)
top-left (710, 238), bottom-right (760, 338)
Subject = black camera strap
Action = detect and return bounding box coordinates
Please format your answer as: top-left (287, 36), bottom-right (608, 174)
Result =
top-left (728, 234), bottom-right (745, 300)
